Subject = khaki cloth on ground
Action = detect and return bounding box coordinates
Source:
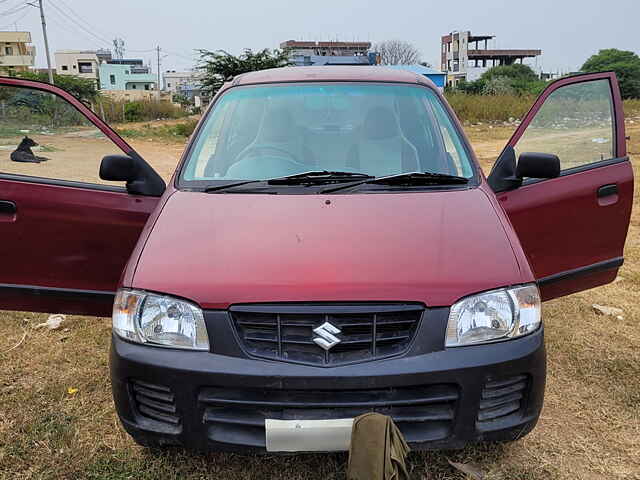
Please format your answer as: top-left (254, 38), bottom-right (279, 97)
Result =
top-left (347, 413), bottom-right (410, 480)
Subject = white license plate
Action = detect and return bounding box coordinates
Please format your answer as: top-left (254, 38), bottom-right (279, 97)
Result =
top-left (265, 418), bottom-right (354, 452)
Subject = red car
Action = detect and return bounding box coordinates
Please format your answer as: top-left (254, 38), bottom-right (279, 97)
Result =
top-left (0, 68), bottom-right (632, 452)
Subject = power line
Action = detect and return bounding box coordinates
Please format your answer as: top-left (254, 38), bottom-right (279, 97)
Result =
top-left (47, 0), bottom-right (155, 55)
top-left (163, 49), bottom-right (197, 62)
top-left (43, 4), bottom-right (107, 48)
top-left (30, 0), bottom-right (195, 73)
top-left (47, 0), bottom-right (112, 46)
top-left (127, 48), bottom-right (156, 53)
top-left (0, 6), bottom-right (30, 29)
top-left (53, 0), bottom-right (116, 41)
top-left (0, 2), bottom-right (29, 16)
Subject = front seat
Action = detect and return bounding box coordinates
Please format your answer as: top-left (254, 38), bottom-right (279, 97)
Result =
top-left (226, 106), bottom-right (315, 179)
top-left (243, 107), bottom-right (314, 164)
top-left (347, 106), bottom-right (419, 177)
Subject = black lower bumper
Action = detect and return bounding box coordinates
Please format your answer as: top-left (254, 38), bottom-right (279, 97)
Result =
top-left (110, 326), bottom-right (546, 453)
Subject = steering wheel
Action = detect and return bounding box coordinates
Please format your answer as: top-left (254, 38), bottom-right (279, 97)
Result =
top-left (234, 144), bottom-right (307, 167)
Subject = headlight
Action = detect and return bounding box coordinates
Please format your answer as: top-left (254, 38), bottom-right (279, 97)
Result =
top-left (446, 284), bottom-right (541, 347)
top-left (112, 289), bottom-right (209, 350)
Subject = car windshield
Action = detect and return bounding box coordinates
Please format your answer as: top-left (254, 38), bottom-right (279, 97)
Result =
top-left (179, 83), bottom-right (474, 188)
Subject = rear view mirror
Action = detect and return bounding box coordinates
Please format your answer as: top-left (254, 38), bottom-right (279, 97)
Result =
top-left (100, 154), bottom-right (166, 196)
top-left (516, 152), bottom-right (561, 179)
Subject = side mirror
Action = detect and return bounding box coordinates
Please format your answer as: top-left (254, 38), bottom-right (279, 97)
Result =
top-left (488, 147), bottom-right (560, 193)
top-left (516, 152), bottom-right (561, 179)
top-left (100, 154), bottom-right (166, 196)
top-left (100, 154), bottom-right (137, 182)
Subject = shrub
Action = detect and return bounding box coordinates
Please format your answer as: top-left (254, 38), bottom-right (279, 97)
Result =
top-left (124, 102), bottom-right (144, 122)
top-left (452, 64), bottom-right (546, 97)
top-left (170, 120), bottom-right (198, 137)
top-left (116, 119), bottom-right (199, 141)
top-left (482, 76), bottom-right (516, 96)
top-left (96, 97), bottom-right (189, 123)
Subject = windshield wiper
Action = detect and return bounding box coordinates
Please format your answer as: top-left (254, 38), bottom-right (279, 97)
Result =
top-left (267, 170), bottom-right (374, 185)
top-left (321, 171), bottom-right (469, 193)
top-left (204, 180), bottom-right (266, 192)
top-left (204, 171), bottom-right (374, 192)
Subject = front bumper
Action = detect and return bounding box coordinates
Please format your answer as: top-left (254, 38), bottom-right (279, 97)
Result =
top-left (110, 313), bottom-right (546, 453)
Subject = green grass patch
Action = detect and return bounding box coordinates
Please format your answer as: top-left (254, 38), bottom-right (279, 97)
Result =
top-left (116, 120), bottom-right (198, 141)
top-left (39, 144), bottom-right (61, 152)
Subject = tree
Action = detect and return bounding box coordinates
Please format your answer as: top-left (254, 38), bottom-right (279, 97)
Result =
top-left (581, 49), bottom-right (640, 99)
top-left (14, 71), bottom-right (99, 103)
top-left (479, 64), bottom-right (539, 83)
top-left (373, 40), bottom-right (420, 65)
top-left (197, 48), bottom-right (291, 95)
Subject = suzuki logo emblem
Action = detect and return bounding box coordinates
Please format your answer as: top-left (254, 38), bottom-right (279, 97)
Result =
top-left (313, 322), bottom-right (342, 351)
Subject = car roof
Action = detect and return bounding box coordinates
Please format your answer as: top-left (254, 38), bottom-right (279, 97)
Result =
top-left (231, 66), bottom-right (436, 88)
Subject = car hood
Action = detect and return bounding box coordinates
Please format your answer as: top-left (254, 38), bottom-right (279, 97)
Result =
top-left (132, 188), bottom-right (526, 308)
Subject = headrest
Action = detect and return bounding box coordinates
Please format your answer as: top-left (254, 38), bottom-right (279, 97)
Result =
top-left (261, 107), bottom-right (294, 142)
top-left (363, 106), bottom-right (399, 141)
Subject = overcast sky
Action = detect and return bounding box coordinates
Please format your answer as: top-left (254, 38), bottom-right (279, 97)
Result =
top-left (3, 0), bottom-right (636, 74)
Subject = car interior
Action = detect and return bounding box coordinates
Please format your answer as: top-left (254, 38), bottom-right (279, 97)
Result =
top-left (197, 87), bottom-right (462, 180)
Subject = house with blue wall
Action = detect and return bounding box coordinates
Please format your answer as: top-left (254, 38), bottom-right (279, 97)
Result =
top-left (384, 65), bottom-right (447, 90)
top-left (99, 62), bottom-right (157, 91)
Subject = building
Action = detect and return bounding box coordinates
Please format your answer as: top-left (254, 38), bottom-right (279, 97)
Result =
top-left (385, 65), bottom-right (446, 90)
top-left (99, 62), bottom-right (156, 92)
top-left (107, 58), bottom-right (150, 74)
top-left (0, 32), bottom-right (35, 75)
top-left (281, 40), bottom-right (371, 57)
top-left (441, 31), bottom-right (541, 87)
top-left (163, 70), bottom-right (201, 93)
top-left (54, 49), bottom-right (111, 84)
top-left (281, 40), bottom-right (375, 67)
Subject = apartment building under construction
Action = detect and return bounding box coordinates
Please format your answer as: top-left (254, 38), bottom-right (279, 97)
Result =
top-left (441, 31), bottom-right (541, 87)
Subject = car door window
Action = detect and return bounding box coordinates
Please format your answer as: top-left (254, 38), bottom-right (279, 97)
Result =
top-left (0, 85), bottom-right (128, 187)
top-left (514, 78), bottom-right (615, 172)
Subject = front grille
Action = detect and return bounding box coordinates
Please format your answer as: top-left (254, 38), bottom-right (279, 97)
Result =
top-left (230, 303), bottom-right (423, 366)
top-left (130, 380), bottom-right (181, 429)
top-left (199, 384), bottom-right (458, 447)
top-left (477, 375), bottom-right (528, 426)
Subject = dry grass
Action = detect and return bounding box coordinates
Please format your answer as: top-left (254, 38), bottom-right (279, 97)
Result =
top-left (445, 94), bottom-right (640, 125)
top-left (445, 93), bottom-right (536, 123)
top-left (0, 121), bottom-right (639, 480)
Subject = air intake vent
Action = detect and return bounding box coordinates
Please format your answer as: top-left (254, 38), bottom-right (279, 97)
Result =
top-left (130, 380), bottom-right (180, 429)
top-left (200, 383), bottom-right (458, 447)
top-left (477, 375), bottom-right (528, 426)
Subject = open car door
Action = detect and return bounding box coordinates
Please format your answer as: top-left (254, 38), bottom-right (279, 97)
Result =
top-left (488, 72), bottom-right (633, 301)
top-left (0, 77), bottom-right (165, 316)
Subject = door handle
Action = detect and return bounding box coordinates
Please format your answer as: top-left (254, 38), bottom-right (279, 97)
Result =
top-left (597, 184), bottom-right (618, 198)
top-left (0, 200), bottom-right (16, 215)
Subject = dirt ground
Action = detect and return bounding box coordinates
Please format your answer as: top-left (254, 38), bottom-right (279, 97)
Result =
top-left (0, 120), bottom-right (638, 480)
top-left (0, 129), bottom-right (184, 186)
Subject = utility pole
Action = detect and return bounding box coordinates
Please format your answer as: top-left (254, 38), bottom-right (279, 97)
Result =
top-left (156, 45), bottom-right (161, 92)
top-left (37, 0), bottom-right (54, 84)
